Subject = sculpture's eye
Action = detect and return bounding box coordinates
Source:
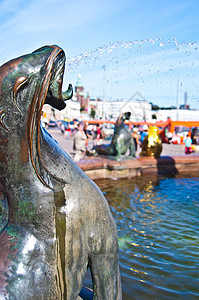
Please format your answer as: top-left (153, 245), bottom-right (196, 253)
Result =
top-left (13, 76), bottom-right (29, 110)
top-left (0, 109), bottom-right (9, 132)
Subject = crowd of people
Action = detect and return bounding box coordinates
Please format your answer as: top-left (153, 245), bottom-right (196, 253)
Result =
top-left (61, 122), bottom-right (105, 162)
top-left (55, 120), bottom-right (197, 162)
top-left (62, 122), bottom-right (148, 162)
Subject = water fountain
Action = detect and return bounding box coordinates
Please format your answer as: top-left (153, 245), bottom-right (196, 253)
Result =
top-left (67, 38), bottom-right (199, 299)
top-left (66, 38), bottom-right (199, 112)
top-left (1, 38), bottom-right (199, 299)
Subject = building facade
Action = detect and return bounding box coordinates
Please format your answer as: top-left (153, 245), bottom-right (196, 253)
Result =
top-left (154, 109), bottom-right (199, 122)
top-left (43, 86), bottom-right (153, 122)
top-left (97, 92), bottom-right (152, 122)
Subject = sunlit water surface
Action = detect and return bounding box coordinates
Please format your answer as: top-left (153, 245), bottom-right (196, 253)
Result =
top-left (95, 175), bottom-right (199, 300)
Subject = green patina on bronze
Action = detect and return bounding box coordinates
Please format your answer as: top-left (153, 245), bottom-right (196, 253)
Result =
top-left (0, 45), bottom-right (122, 299)
top-left (16, 201), bottom-right (36, 224)
top-left (93, 111), bottom-right (135, 161)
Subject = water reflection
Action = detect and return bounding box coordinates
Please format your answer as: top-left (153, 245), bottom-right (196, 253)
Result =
top-left (95, 175), bottom-right (199, 299)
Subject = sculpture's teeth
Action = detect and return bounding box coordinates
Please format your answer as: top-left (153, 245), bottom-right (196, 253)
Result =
top-left (62, 84), bottom-right (73, 101)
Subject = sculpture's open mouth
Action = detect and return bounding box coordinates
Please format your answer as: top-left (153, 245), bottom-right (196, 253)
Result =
top-left (28, 45), bottom-right (73, 188)
top-left (28, 45), bottom-right (73, 143)
top-left (44, 47), bottom-right (73, 111)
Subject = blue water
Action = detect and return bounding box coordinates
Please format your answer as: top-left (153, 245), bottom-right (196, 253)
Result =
top-left (95, 175), bottom-right (199, 300)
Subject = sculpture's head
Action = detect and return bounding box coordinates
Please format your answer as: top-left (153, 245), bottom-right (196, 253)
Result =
top-left (0, 45), bottom-right (72, 129)
top-left (0, 45), bottom-right (73, 184)
top-left (115, 111), bottom-right (131, 127)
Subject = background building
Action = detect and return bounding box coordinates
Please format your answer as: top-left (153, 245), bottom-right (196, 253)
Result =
top-left (43, 76), bottom-right (199, 123)
top-left (43, 99), bottom-right (80, 121)
top-left (97, 92), bottom-right (152, 122)
top-left (75, 74), bottom-right (90, 111)
top-left (153, 109), bottom-right (199, 122)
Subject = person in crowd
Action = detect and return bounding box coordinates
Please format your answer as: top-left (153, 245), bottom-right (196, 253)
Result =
top-left (141, 125), bottom-right (149, 143)
top-left (72, 120), bottom-right (78, 135)
top-left (83, 123), bottom-right (92, 139)
top-left (64, 123), bottom-right (72, 139)
top-left (93, 125), bottom-right (97, 139)
top-left (83, 123), bottom-right (93, 150)
top-left (96, 124), bottom-right (101, 140)
top-left (184, 133), bottom-right (193, 154)
top-left (191, 127), bottom-right (197, 145)
top-left (60, 122), bottom-right (65, 134)
top-left (95, 124), bottom-right (105, 144)
top-left (167, 131), bottom-right (173, 144)
top-left (73, 123), bottom-right (87, 162)
top-left (132, 127), bottom-right (140, 154)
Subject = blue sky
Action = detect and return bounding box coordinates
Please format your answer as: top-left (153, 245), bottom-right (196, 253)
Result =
top-left (1, 0), bottom-right (199, 108)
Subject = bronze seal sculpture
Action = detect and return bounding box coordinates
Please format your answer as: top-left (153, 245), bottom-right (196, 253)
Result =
top-left (140, 125), bottom-right (162, 158)
top-left (0, 45), bottom-right (121, 299)
top-left (93, 112), bottom-right (135, 160)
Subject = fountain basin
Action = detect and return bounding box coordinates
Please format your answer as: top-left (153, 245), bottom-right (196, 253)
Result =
top-left (95, 175), bottom-right (199, 299)
top-left (77, 155), bottom-right (199, 179)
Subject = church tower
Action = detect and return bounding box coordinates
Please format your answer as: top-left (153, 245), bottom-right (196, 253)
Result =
top-left (75, 74), bottom-right (89, 111)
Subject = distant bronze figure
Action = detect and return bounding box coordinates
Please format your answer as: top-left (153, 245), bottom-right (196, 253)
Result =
top-left (140, 125), bottom-right (162, 158)
top-left (0, 45), bottom-right (121, 299)
top-left (93, 112), bottom-right (135, 160)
